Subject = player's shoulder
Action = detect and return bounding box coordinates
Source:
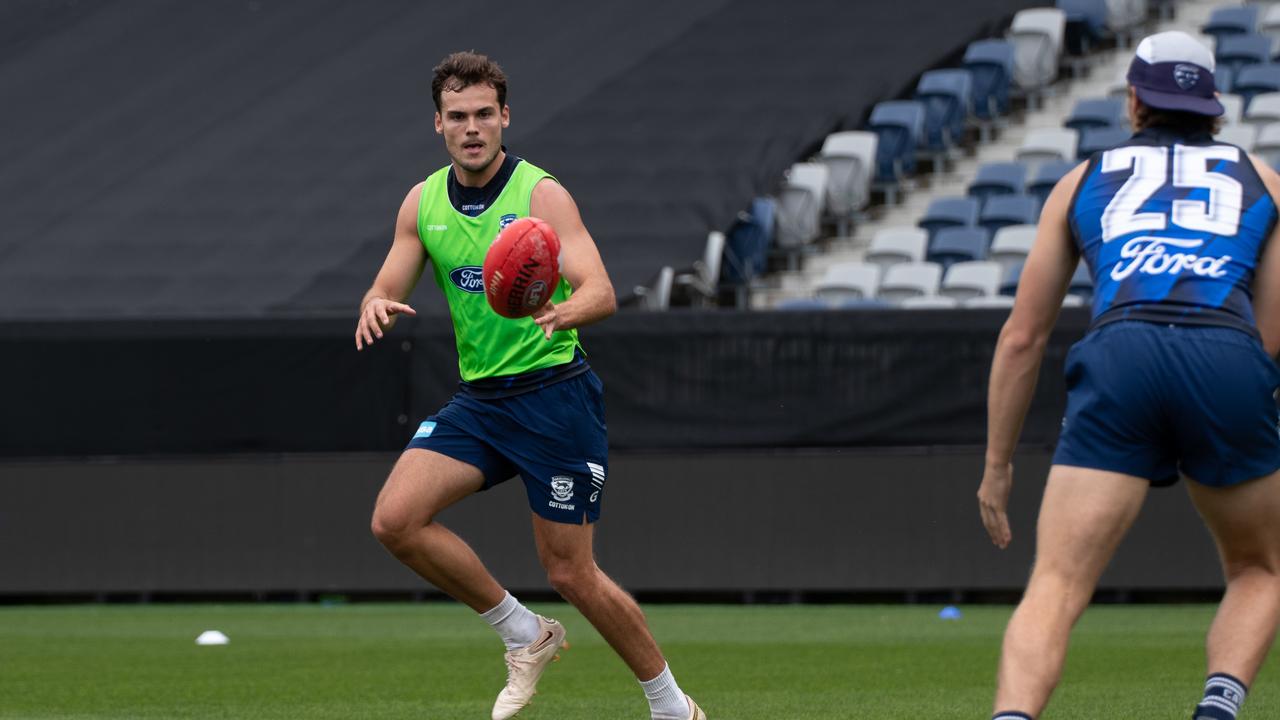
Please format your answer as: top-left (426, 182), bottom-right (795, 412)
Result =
top-left (1244, 152), bottom-right (1280, 202)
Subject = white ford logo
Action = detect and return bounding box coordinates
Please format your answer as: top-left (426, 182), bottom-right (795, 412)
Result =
top-left (449, 266), bottom-right (485, 294)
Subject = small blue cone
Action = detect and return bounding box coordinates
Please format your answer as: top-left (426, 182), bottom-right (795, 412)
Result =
top-left (939, 605), bottom-right (962, 620)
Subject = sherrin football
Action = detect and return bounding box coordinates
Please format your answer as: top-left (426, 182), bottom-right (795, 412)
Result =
top-left (483, 217), bottom-right (561, 318)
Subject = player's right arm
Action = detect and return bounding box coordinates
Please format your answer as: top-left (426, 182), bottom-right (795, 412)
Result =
top-left (356, 183), bottom-right (427, 351)
top-left (978, 162), bottom-right (1086, 549)
top-left (1247, 155), bottom-right (1280, 357)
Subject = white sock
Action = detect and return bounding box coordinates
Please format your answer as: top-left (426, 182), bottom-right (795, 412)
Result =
top-left (479, 592), bottom-right (540, 651)
top-left (639, 664), bottom-right (688, 720)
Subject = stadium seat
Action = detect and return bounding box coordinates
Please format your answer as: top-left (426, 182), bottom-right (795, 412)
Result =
top-left (1232, 64), bottom-right (1280, 108)
top-left (918, 196), bottom-right (980, 241)
top-left (1027, 160), bottom-right (1078, 206)
top-left (1263, 5), bottom-right (1280, 54)
top-left (634, 266), bottom-right (674, 310)
top-left (1065, 97), bottom-right (1126, 133)
top-left (818, 131), bottom-right (878, 236)
top-left (980, 195), bottom-right (1040, 236)
top-left (1245, 92), bottom-right (1280, 125)
top-left (1010, 8), bottom-right (1066, 106)
top-left (1107, 65), bottom-right (1130, 101)
top-left (1202, 6), bottom-right (1260, 48)
top-left (722, 197), bottom-right (774, 295)
top-left (674, 231), bottom-right (724, 307)
top-left (775, 163), bottom-right (828, 270)
top-left (963, 39), bottom-right (1015, 122)
top-left (1105, 0), bottom-right (1147, 43)
top-left (1018, 127), bottom-right (1079, 167)
top-left (837, 298), bottom-right (895, 309)
top-left (878, 262), bottom-right (943, 302)
top-left (1216, 123), bottom-right (1258, 151)
top-left (868, 101), bottom-right (926, 202)
top-left (900, 295), bottom-right (960, 309)
top-left (916, 69), bottom-right (973, 171)
top-left (1000, 261), bottom-right (1024, 296)
top-left (813, 262), bottom-right (880, 303)
top-left (1077, 126), bottom-right (1132, 159)
top-left (1062, 293), bottom-right (1086, 307)
top-left (865, 227), bottom-right (928, 269)
top-left (928, 227), bottom-right (990, 270)
top-left (990, 224), bottom-right (1038, 276)
top-left (1218, 64), bottom-right (1236, 94)
top-left (1254, 122), bottom-right (1280, 167)
top-left (1216, 34), bottom-right (1272, 80)
top-left (1058, 0), bottom-right (1109, 59)
top-left (940, 261), bottom-right (1003, 301)
top-left (1220, 93), bottom-right (1245, 126)
top-left (1068, 261), bottom-right (1094, 300)
top-left (968, 162), bottom-right (1028, 203)
top-left (775, 297), bottom-right (831, 311)
top-left (965, 294), bottom-right (1016, 309)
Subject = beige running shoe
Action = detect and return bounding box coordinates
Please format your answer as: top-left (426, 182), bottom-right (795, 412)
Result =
top-left (491, 616), bottom-right (568, 720)
top-left (686, 695), bottom-right (707, 720)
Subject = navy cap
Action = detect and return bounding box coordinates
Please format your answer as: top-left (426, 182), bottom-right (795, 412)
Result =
top-left (1126, 31), bottom-right (1224, 116)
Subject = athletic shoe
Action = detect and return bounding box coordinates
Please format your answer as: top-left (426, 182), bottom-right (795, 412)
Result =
top-left (686, 695), bottom-right (707, 720)
top-left (491, 615), bottom-right (567, 720)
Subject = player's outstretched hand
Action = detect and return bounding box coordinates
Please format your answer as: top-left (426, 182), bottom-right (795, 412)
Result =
top-left (531, 301), bottom-right (559, 340)
top-left (355, 297), bottom-right (416, 351)
top-left (978, 462), bottom-right (1014, 549)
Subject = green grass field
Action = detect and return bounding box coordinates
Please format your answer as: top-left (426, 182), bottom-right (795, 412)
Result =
top-left (0, 603), bottom-right (1274, 719)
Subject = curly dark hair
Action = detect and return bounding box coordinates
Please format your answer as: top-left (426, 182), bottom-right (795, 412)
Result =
top-left (431, 51), bottom-right (507, 112)
top-left (1131, 98), bottom-right (1223, 136)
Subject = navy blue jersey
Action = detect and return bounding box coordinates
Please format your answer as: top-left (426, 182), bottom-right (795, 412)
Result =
top-left (1069, 126), bottom-right (1277, 335)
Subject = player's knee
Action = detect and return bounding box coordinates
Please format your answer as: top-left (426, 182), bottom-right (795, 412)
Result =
top-left (544, 560), bottom-right (596, 599)
top-left (1222, 551), bottom-right (1280, 583)
top-left (370, 507), bottom-right (418, 554)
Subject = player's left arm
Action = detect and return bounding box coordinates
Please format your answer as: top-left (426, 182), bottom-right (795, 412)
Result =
top-left (529, 178), bottom-right (617, 340)
top-left (978, 162), bottom-right (1086, 549)
top-left (1247, 154), bottom-right (1280, 357)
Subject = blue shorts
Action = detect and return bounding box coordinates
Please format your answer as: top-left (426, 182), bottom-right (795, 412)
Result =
top-left (1053, 321), bottom-right (1280, 487)
top-left (405, 370), bottom-right (608, 524)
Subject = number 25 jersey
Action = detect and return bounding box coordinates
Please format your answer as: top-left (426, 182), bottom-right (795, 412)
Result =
top-left (1069, 126), bottom-right (1278, 335)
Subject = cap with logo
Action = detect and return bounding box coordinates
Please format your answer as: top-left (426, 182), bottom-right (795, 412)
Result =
top-left (1126, 31), bottom-right (1224, 117)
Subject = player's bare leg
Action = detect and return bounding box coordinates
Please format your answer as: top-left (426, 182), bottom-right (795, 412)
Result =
top-left (993, 467), bottom-right (1148, 717)
top-left (533, 515), bottom-right (701, 719)
top-left (1186, 471), bottom-right (1280, 718)
top-left (370, 449), bottom-right (505, 612)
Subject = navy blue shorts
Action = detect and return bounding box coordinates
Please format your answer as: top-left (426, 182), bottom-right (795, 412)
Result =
top-left (404, 370), bottom-right (608, 524)
top-left (1053, 321), bottom-right (1280, 487)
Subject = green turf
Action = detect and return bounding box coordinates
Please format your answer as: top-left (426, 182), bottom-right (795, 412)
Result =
top-left (0, 603), bottom-right (1273, 719)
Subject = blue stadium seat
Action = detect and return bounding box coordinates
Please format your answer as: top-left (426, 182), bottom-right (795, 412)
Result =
top-left (1077, 126), bottom-right (1132, 159)
top-left (1028, 159), bottom-right (1078, 205)
top-left (1216, 34), bottom-right (1273, 80)
top-left (918, 196), bottom-right (980, 240)
top-left (775, 298), bottom-right (831, 311)
top-left (868, 100), bottom-right (926, 185)
top-left (1202, 6), bottom-right (1260, 48)
top-left (968, 162), bottom-right (1028, 203)
top-left (927, 227), bottom-right (990, 270)
top-left (963, 39), bottom-right (1015, 120)
top-left (916, 69), bottom-right (973, 154)
top-left (722, 197), bottom-right (774, 290)
top-left (1064, 98), bottom-right (1125, 133)
top-left (1057, 0), bottom-right (1109, 57)
top-left (980, 195), bottom-right (1040, 236)
top-left (1218, 65), bottom-right (1236, 94)
top-left (1234, 64), bottom-right (1280, 108)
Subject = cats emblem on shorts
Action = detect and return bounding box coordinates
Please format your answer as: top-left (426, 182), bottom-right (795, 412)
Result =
top-left (550, 476), bottom-right (574, 502)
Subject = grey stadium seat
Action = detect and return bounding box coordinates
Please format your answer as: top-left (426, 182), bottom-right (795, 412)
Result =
top-left (1254, 123), bottom-right (1280, 167)
top-left (1216, 123), bottom-right (1258, 151)
top-left (865, 227), bottom-right (928, 269)
top-left (813, 262), bottom-right (880, 303)
top-left (900, 295), bottom-right (960, 309)
top-left (674, 231), bottom-right (725, 307)
top-left (1018, 127), bottom-right (1079, 167)
top-left (1220, 94), bottom-right (1245, 126)
top-left (1010, 8), bottom-right (1066, 104)
top-left (965, 294), bottom-right (1016, 309)
top-left (1245, 92), bottom-right (1280, 126)
top-left (878, 262), bottom-right (944, 303)
top-left (941, 261), bottom-right (1003, 301)
top-left (990, 224), bottom-right (1038, 276)
top-left (775, 162), bottom-right (829, 269)
top-left (819, 131), bottom-right (878, 236)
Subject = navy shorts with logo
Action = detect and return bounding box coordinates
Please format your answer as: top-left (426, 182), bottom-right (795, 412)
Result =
top-left (405, 370), bottom-right (609, 524)
top-left (1053, 321), bottom-right (1280, 487)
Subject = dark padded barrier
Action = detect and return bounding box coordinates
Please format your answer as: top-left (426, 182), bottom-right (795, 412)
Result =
top-left (0, 0), bottom-right (1038, 318)
top-left (0, 449), bottom-right (1224, 594)
top-left (0, 309), bottom-right (1090, 457)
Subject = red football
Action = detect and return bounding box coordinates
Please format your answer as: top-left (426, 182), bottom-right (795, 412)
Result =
top-left (483, 217), bottom-right (562, 318)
